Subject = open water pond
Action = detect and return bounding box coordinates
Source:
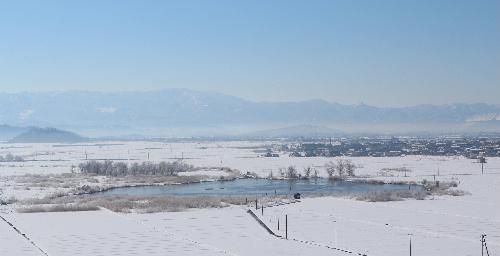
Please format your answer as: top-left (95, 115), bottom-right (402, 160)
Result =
top-left (98, 178), bottom-right (419, 197)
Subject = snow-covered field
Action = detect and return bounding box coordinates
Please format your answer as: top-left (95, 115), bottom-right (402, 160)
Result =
top-left (1, 141), bottom-right (499, 255)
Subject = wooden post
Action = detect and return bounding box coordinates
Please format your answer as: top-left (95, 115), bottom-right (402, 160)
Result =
top-left (285, 215), bottom-right (288, 240)
top-left (278, 218), bottom-right (280, 230)
top-left (261, 205), bottom-right (264, 216)
top-left (255, 199), bottom-right (258, 210)
top-left (409, 236), bottom-right (412, 256)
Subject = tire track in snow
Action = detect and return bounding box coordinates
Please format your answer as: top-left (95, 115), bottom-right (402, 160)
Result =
top-left (0, 214), bottom-right (49, 256)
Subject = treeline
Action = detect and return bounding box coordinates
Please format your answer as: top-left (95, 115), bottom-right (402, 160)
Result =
top-left (0, 153), bottom-right (24, 162)
top-left (77, 160), bottom-right (194, 176)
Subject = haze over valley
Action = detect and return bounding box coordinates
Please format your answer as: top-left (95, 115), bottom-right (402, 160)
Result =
top-left (1, 90), bottom-right (500, 138)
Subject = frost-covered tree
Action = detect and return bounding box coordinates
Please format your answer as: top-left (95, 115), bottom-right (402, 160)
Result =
top-left (325, 161), bottom-right (336, 177)
top-left (267, 170), bottom-right (274, 179)
top-left (303, 166), bottom-right (312, 178)
top-left (344, 160), bottom-right (356, 177)
top-left (286, 166), bottom-right (298, 178)
top-left (312, 168), bottom-right (319, 179)
top-left (279, 168), bottom-right (286, 178)
top-left (335, 159), bottom-right (346, 177)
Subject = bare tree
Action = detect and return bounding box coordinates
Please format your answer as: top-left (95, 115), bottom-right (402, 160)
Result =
top-left (114, 162), bottom-right (128, 176)
top-left (303, 166), bottom-right (312, 178)
top-left (325, 161), bottom-right (336, 177)
top-left (267, 170), bottom-right (274, 179)
top-left (335, 159), bottom-right (346, 177)
top-left (312, 168), bottom-right (319, 179)
top-left (344, 160), bottom-right (356, 176)
top-left (286, 166), bottom-right (298, 178)
top-left (279, 168), bottom-right (286, 178)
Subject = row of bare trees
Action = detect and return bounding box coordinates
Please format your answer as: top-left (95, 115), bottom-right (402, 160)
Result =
top-left (270, 160), bottom-right (357, 179)
top-left (77, 160), bottom-right (194, 176)
top-left (269, 166), bottom-right (310, 179)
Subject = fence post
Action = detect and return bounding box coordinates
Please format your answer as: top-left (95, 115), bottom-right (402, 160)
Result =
top-left (286, 215), bottom-right (288, 240)
top-left (409, 236), bottom-right (412, 256)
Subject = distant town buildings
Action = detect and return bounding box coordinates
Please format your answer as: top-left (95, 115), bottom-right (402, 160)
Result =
top-left (276, 136), bottom-right (500, 158)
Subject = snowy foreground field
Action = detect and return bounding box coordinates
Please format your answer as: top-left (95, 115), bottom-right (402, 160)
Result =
top-left (0, 141), bottom-right (499, 255)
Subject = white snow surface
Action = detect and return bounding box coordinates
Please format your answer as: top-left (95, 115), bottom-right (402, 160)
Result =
top-left (0, 141), bottom-right (499, 255)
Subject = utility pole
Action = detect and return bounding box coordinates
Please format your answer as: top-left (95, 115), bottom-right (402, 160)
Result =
top-left (479, 156), bottom-right (487, 175)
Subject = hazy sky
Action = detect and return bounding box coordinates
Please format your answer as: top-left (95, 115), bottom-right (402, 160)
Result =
top-left (0, 0), bottom-right (498, 106)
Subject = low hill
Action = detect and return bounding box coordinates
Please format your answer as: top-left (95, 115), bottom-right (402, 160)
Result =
top-left (9, 127), bottom-right (88, 143)
top-left (0, 125), bottom-right (27, 142)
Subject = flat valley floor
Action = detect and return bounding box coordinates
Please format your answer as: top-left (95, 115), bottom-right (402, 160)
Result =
top-left (1, 141), bottom-right (499, 256)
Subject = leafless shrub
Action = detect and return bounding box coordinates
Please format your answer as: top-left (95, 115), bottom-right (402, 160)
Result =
top-left (17, 204), bottom-right (99, 213)
top-left (0, 196), bottom-right (18, 205)
top-left (355, 190), bottom-right (428, 202)
top-left (19, 194), bottom-right (252, 213)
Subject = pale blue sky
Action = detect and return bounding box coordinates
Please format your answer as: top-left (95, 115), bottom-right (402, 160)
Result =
top-left (0, 0), bottom-right (498, 106)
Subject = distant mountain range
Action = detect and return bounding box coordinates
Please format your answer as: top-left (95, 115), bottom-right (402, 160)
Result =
top-left (241, 125), bottom-right (343, 138)
top-left (0, 89), bottom-right (499, 137)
